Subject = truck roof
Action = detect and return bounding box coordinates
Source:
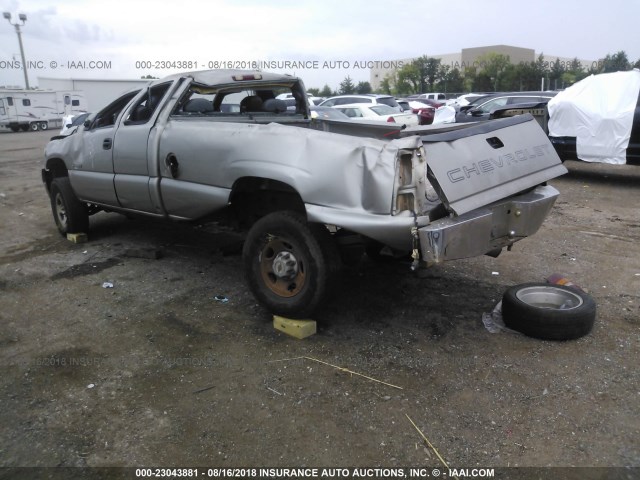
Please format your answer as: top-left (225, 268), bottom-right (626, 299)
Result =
top-left (151, 69), bottom-right (300, 87)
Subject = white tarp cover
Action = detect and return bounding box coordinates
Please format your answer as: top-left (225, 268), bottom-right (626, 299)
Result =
top-left (432, 105), bottom-right (456, 124)
top-left (548, 70), bottom-right (640, 164)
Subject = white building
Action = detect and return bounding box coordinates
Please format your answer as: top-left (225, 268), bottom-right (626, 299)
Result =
top-left (38, 77), bottom-right (150, 112)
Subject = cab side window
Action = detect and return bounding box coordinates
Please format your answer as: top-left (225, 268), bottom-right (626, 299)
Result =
top-left (125, 83), bottom-right (171, 124)
top-left (91, 91), bottom-right (140, 129)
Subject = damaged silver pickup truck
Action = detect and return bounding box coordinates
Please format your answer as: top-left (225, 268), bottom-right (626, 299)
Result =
top-left (43, 70), bottom-right (567, 317)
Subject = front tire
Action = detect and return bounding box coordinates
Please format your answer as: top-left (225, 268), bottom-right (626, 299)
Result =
top-left (502, 283), bottom-right (596, 340)
top-left (49, 177), bottom-right (89, 235)
top-left (242, 211), bottom-right (338, 318)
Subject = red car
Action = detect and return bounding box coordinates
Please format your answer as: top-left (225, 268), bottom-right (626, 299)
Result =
top-left (397, 99), bottom-right (436, 125)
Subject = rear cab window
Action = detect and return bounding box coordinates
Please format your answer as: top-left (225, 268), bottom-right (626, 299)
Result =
top-left (171, 78), bottom-right (309, 123)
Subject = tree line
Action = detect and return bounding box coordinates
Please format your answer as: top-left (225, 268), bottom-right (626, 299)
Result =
top-left (310, 50), bottom-right (639, 97)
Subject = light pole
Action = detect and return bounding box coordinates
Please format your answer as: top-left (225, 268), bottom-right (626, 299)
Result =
top-left (3, 12), bottom-right (30, 89)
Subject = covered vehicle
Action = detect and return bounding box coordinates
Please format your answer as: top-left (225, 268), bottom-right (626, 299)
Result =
top-left (548, 70), bottom-right (640, 164)
top-left (42, 69), bottom-right (567, 318)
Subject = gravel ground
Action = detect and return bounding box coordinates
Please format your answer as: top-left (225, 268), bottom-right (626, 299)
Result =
top-left (0, 130), bottom-right (639, 478)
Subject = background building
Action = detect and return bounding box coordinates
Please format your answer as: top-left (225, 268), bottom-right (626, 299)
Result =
top-left (370, 44), bottom-right (594, 91)
top-left (37, 77), bottom-right (150, 111)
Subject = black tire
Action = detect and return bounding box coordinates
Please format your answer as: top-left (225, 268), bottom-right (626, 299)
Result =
top-left (10, 126), bottom-right (19, 133)
top-left (502, 282), bottom-right (596, 340)
top-left (242, 211), bottom-right (339, 318)
top-left (20, 125), bottom-right (29, 132)
top-left (39, 122), bottom-right (48, 131)
top-left (30, 122), bottom-right (39, 131)
top-left (49, 177), bottom-right (89, 235)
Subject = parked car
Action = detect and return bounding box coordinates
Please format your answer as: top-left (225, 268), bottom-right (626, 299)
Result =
top-left (456, 92), bottom-right (557, 122)
top-left (319, 94), bottom-right (401, 111)
top-left (332, 103), bottom-right (419, 125)
top-left (397, 99), bottom-right (435, 125)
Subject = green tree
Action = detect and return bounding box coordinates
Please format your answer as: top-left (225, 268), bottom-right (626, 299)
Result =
top-left (436, 65), bottom-right (464, 93)
top-left (378, 76), bottom-right (393, 95)
top-left (356, 81), bottom-right (372, 94)
top-left (600, 50), bottom-right (631, 72)
top-left (307, 87), bottom-right (320, 96)
top-left (462, 65), bottom-right (478, 92)
top-left (339, 76), bottom-right (356, 94)
top-left (412, 55), bottom-right (442, 92)
top-left (548, 59), bottom-right (565, 90)
top-left (395, 62), bottom-right (422, 94)
top-left (319, 84), bottom-right (334, 97)
top-left (476, 53), bottom-right (511, 91)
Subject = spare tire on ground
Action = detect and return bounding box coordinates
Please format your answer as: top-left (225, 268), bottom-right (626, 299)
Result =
top-left (502, 282), bottom-right (596, 340)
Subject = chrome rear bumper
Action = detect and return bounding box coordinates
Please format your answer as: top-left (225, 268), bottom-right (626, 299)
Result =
top-left (419, 185), bottom-right (559, 264)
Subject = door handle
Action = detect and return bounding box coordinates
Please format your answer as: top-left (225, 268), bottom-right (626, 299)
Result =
top-left (103, 138), bottom-right (112, 150)
top-left (166, 153), bottom-right (179, 178)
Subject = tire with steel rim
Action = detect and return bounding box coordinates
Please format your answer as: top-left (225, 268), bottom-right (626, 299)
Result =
top-left (243, 211), bottom-right (338, 318)
top-left (39, 122), bottom-right (48, 131)
top-left (30, 122), bottom-right (39, 131)
top-left (49, 177), bottom-right (89, 235)
top-left (502, 282), bottom-right (596, 340)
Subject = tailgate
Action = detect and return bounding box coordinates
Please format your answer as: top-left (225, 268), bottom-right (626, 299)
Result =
top-left (422, 114), bottom-right (567, 215)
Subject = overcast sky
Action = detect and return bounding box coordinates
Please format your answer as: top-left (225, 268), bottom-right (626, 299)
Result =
top-left (1, 0), bottom-right (639, 90)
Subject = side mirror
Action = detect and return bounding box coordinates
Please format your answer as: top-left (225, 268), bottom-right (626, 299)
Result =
top-left (83, 119), bottom-right (92, 128)
top-left (470, 109), bottom-right (483, 116)
top-left (65, 123), bottom-right (72, 128)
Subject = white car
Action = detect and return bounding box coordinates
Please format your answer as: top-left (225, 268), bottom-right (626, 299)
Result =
top-left (332, 103), bottom-right (419, 126)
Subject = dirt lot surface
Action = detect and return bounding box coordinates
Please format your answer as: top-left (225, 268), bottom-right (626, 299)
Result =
top-left (0, 130), bottom-right (639, 475)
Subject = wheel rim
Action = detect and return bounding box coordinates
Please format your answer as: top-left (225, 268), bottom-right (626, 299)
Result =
top-left (54, 193), bottom-right (68, 230)
top-left (516, 286), bottom-right (583, 310)
top-left (30, 123), bottom-right (39, 131)
top-left (259, 236), bottom-right (306, 298)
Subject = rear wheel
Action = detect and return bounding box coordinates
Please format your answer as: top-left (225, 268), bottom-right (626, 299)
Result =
top-left (30, 122), bottom-right (39, 131)
top-left (243, 211), bottom-right (339, 318)
top-left (39, 122), bottom-right (48, 131)
top-left (49, 177), bottom-right (89, 235)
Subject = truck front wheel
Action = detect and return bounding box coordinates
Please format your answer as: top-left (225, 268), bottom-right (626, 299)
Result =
top-left (49, 177), bottom-right (89, 235)
top-left (243, 211), bottom-right (337, 319)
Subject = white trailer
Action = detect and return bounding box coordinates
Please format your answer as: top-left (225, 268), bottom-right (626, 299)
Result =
top-left (0, 89), bottom-right (87, 132)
